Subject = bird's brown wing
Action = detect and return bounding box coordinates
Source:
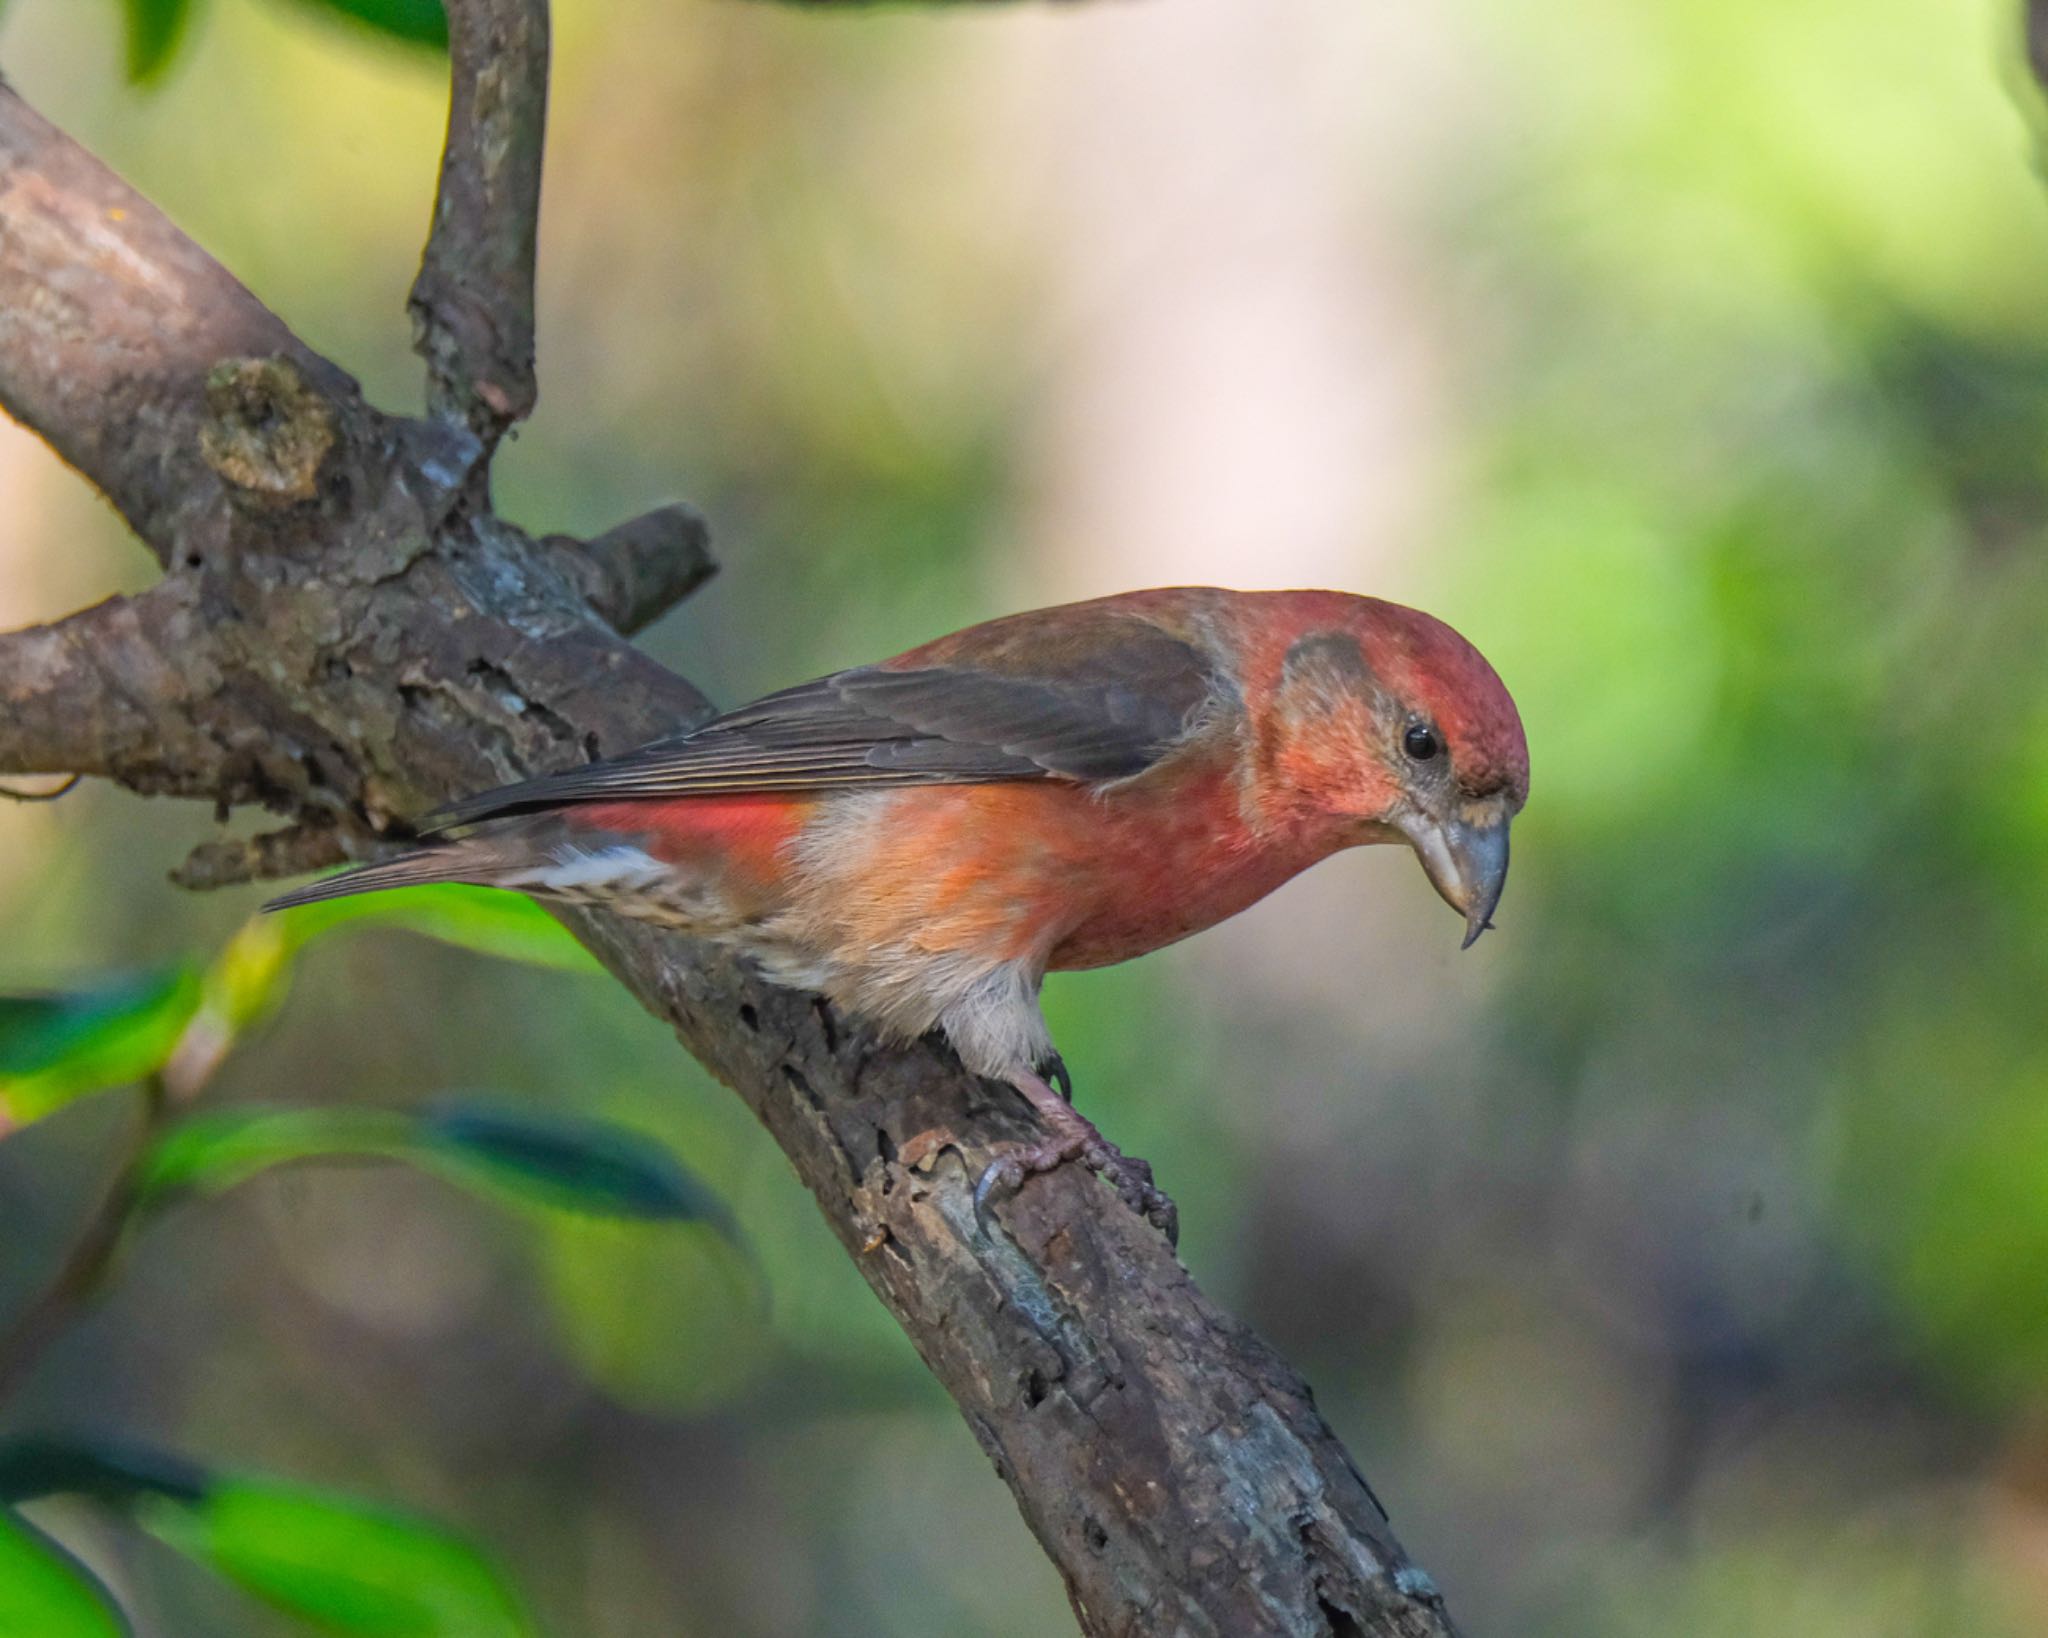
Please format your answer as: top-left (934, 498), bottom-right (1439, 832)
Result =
top-left (425, 610), bottom-right (1223, 830)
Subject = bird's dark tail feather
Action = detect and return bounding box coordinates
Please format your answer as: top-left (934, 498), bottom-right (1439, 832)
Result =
top-left (263, 846), bottom-right (474, 912)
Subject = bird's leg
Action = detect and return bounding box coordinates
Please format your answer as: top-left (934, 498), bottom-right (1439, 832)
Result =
top-left (973, 1069), bottom-right (1178, 1245)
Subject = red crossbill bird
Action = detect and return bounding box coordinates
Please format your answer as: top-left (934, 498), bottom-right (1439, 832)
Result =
top-left (268, 587), bottom-right (1528, 1238)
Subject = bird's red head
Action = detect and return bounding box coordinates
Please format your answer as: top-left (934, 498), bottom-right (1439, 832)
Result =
top-left (1248, 592), bottom-right (1528, 947)
top-left (1363, 599), bottom-right (1529, 809)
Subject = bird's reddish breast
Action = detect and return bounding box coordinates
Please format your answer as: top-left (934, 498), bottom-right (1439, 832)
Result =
top-left (805, 766), bottom-right (1342, 974)
top-left (1044, 773), bottom-right (1336, 969)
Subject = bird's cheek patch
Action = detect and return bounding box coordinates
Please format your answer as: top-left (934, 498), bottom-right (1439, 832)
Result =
top-left (1267, 692), bottom-right (1391, 816)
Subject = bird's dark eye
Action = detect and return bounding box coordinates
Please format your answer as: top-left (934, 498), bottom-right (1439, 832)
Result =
top-left (1403, 725), bottom-right (1441, 762)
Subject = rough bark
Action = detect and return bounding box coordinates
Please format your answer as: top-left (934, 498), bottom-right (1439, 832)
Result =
top-left (410, 0), bottom-right (550, 453)
top-left (0, 19), bottom-right (1458, 1636)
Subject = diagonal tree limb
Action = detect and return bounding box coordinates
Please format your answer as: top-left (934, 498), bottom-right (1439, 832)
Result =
top-left (0, 63), bottom-right (1459, 1638)
top-left (0, 90), bottom-right (360, 569)
top-left (410, 0), bottom-right (551, 453)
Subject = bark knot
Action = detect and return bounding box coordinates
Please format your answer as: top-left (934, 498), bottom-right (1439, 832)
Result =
top-left (200, 355), bottom-right (337, 503)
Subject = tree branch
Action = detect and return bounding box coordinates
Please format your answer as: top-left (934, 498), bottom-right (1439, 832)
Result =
top-left (0, 64), bottom-right (1458, 1638)
top-left (0, 588), bottom-right (237, 798)
top-left (0, 90), bottom-right (360, 567)
top-left (410, 0), bottom-right (550, 452)
top-left (169, 824), bottom-right (353, 892)
top-left (541, 503), bottom-right (717, 635)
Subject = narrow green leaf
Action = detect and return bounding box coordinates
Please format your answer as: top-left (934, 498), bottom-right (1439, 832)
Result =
top-left (0, 968), bottom-right (201, 1134)
top-left (275, 0), bottom-right (449, 50)
top-left (141, 1480), bottom-right (532, 1638)
top-left (422, 1102), bottom-right (735, 1227)
top-left (129, 1106), bottom-right (417, 1217)
top-left (271, 885), bottom-right (601, 975)
top-left (201, 917), bottom-right (298, 1039)
top-left (129, 1100), bottom-right (737, 1236)
top-left (0, 1509), bottom-right (130, 1638)
top-left (0, 970), bottom-right (197, 1078)
top-left (170, 889), bottom-right (593, 1102)
top-left (0, 1438), bottom-right (208, 1508)
top-left (0, 1439), bottom-right (529, 1638)
top-left (121, 0), bottom-right (198, 83)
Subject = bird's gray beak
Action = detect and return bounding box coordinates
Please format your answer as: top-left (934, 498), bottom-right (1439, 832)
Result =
top-left (1401, 812), bottom-right (1511, 950)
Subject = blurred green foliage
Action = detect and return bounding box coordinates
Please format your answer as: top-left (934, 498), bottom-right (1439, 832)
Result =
top-left (0, 970), bottom-right (200, 1128)
top-left (0, 1507), bottom-right (129, 1637)
top-left (0, 893), bottom-right (739, 1633)
top-left (120, 0), bottom-right (193, 82)
top-left (281, 0), bottom-right (448, 50)
top-left (114, 0), bottom-right (444, 85)
top-left (2, 1438), bottom-right (533, 1636)
top-left (142, 1476), bottom-right (532, 1637)
top-left (130, 1099), bottom-right (740, 1233)
top-left (1450, 0), bottom-right (2048, 1436)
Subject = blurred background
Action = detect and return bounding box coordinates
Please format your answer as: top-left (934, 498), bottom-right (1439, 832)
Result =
top-left (3, 0), bottom-right (2048, 1632)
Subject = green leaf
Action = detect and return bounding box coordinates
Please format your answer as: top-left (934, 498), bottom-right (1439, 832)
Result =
top-left (125, 1102), bottom-right (753, 1413)
top-left (130, 1106), bottom-right (417, 1217)
top-left (0, 1438), bottom-right (207, 1508)
top-left (0, 968), bottom-right (201, 1134)
top-left (143, 1479), bottom-right (531, 1638)
top-left (130, 1100), bottom-right (735, 1234)
top-left (0, 1440), bottom-right (530, 1637)
top-left (277, 0), bottom-right (449, 50)
top-left (422, 1103), bottom-right (735, 1226)
top-left (161, 889), bottom-right (595, 1099)
top-left (271, 884), bottom-right (601, 975)
top-left (0, 1509), bottom-right (129, 1638)
top-left (122, 0), bottom-right (198, 83)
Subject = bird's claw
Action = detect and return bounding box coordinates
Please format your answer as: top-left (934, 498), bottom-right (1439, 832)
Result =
top-left (972, 1130), bottom-right (1178, 1245)
top-left (971, 1154), bottom-right (1025, 1235)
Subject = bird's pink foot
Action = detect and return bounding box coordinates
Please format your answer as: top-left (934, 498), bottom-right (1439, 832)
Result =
top-left (972, 1071), bottom-right (1177, 1244)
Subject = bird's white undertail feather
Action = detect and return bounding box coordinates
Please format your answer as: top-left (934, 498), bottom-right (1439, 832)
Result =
top-left (266, 831), bottom-right (675, 916)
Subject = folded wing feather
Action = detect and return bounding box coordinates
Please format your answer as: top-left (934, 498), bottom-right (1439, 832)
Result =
top-left (425, 615), bottom-right (1221, 831)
